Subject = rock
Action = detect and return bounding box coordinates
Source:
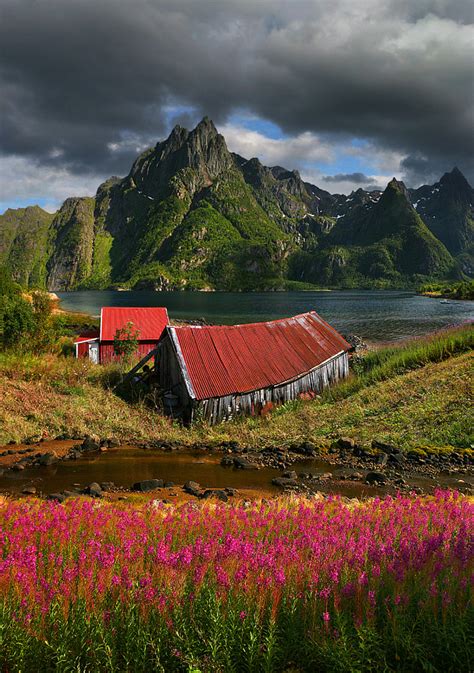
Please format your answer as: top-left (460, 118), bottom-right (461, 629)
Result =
top-left (202, 489), bottom-right (229, 502)
top-left (39, 451), bottom-right (58, 466)
top-left (81, 437), bottom-right (100, 452)
top-left (293, 441), bottom-right (317, 456)
top-left (317, 472), bottom-right (333, 480)
top-left (272, 477), bottom-right (299, 489)
top-left (224, 488), bottom-right (237, 496)
top-left (388, 452), bottom-right (406, 465)
top-left (100, 481), bottom-right (115, 491)
top-left (336, 437), bottom-right (356, 450)
top-left (85, 482), bottom-right (103, 497)
top-left (394, 477), bottom-right (406, 486)
top-left (375, 453), bottom-right (388, 466)
top-left (234, 456), bottom-right (258, 470)
top-left (0, 469), bottom-right (4, 477)
top-left (220, 456), bottom-right (234, 467)
top-left (11, 463), bottom-right (25, 471)
top-left (183, 480), bottom-right (201, 497)
top-left (7, 449), bottom-right (16, 455)
top-left (282, 470), bottom-right (297, 480)
top-left (164, 481), bottom-right (175, 488)
top-left (47, 492), bottom-right (66, 503)
top-left (365, 471), bottom-right (387, 485)
top-left (132, 479), bottom-right (164, 492)
top-left (372, 440), bottom-right (401, 455)
top-left (22, 486), bottom-right (36, 495)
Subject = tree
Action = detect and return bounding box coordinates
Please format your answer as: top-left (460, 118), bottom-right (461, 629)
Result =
top-left (31, 290), bottom-right (54, 350)
top-left (113, 321), bottom-right (140, 365)
top-left (1, 294), bottom-right (36, 349)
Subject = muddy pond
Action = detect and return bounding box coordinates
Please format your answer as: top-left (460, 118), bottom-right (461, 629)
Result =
top-left (0, 444), bottom-right (471, 500)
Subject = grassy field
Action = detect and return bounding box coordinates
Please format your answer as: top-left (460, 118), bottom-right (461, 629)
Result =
top-left (0, 325), bottom-right (472, 451)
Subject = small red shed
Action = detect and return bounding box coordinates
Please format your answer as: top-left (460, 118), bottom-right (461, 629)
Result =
top-left (99, 307), bottom-right (169, 364)
top-left (74, 307), bottom-right (169, 364)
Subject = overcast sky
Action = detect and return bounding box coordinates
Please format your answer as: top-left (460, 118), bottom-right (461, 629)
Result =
top-left (1, 0), bottom-right (473, 212)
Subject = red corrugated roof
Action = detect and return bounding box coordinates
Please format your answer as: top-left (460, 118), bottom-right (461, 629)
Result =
top-left (100, 307), bottom-right (169, 341)
top-left (73, 330), bottom-right (99, 344)
top-left (171, 311), bottom-right (351, 400)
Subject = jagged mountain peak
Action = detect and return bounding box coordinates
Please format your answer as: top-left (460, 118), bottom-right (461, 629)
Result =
top-left (127, 117), bottom-right (233, 199)
top-left (439, 166), bottom-right (472, 192)
top-left (380, 177), bottom-right (411, 204)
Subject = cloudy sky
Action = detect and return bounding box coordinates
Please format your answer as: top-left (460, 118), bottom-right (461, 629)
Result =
top-left (1, 0), bottom-right (473, 212)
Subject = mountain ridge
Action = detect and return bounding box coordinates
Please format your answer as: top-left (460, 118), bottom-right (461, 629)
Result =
top-left (1, 118), bottom-right (472, 291)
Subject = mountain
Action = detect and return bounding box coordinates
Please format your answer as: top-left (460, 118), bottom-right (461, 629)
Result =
top-left (0, 206), bottom-right (54, 287)
top-left (409, 167), bottom-right (474, 276)
top-left (1, 118), bottom-right (472, 291)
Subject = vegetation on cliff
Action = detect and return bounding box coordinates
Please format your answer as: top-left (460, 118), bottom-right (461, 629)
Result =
top-left (1, 120), bottom-right (472, 292)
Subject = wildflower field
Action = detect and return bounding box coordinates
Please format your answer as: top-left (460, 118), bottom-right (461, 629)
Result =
top-left (0, 493), bottom-right (472, 672)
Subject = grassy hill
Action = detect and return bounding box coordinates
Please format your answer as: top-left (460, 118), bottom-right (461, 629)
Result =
top-left (0, 326), bottom-right (472, 451)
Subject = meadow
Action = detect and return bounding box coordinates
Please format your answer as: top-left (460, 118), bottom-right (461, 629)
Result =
top-left (0, 492), bottom-right (472, 672)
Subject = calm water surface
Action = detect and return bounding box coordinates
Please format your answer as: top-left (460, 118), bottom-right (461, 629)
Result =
top-left (1, 448), bottom-right (470, 499)
top-left (58, 289), bottom-right (474, 341)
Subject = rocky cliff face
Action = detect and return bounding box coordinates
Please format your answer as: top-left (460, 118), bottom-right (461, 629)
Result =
top-left (0, 206), bottom-right (53, 287)
top-left (1, 118), bottom-right (472, 290)
top-left (47, 197), bottom-right (95, 290)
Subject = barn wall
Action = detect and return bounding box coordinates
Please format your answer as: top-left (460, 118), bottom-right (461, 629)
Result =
top-left (157, 337), bottom-right (192, 415)
top-left (99, 341), bottom-right (159, 364)
top-left (76, 342), bottom-right (90, 358)
top-left (194, 351), bottom-right (349, 424)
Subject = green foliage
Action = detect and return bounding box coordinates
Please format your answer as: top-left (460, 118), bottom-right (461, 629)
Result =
top-left (326, 324), bottom-right (474, 402)
top-left (113, 321), bottom-right (140, 365)
top-left (0, 265), bottom-right (21, 298)
top-left (420, 279), bottom-right (474, 300)
top-left (0, 294), bottom-right (36, 349)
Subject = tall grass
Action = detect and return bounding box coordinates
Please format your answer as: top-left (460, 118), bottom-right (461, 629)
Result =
top-left (325, 324), bottom-right (473, 401)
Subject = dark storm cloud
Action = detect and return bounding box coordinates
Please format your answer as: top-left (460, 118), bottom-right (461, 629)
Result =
top-left (322, 173), bottom-right (374, 185)
top-left (1, 0), bottom-right (473, 186)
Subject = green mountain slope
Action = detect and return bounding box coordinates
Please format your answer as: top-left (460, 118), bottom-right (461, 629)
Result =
top-left (0, 118), bottom-right (471, 291)
top-left (0, 206), bottom-right (54, 287)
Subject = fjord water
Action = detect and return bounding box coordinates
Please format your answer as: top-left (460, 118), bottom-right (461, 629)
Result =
top-left (58, 289), bottom-right (473, 341)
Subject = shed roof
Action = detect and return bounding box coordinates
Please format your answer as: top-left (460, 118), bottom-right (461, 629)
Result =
top-left (169, 311), bottom-right (351, 400)
top-left (100, 307), bottom-right (169, 342)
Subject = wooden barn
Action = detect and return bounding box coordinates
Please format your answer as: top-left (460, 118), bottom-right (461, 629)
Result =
top-left (157, 311), bottom-right (351, 424)
top-left (74, 307), bottom-right (169, 364)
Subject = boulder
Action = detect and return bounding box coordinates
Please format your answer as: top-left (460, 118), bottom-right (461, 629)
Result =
top-left (11, 463), bottom-right (25, 471)
top-left (389, 452), bottom-right (406, 466)
top-left (81, 437), bottom-right (100, 452)
top-left (22, 486), bottom-right (37, 495)
top-left (100, 481), bottom-right (115, 491)
top-left (183, 480), bottom-right (202, 497)
top-left (39, 452), bottom-right (58, 466)
top-left (47, 492), bottom-right (66, 503)
top-left (282, 470), bottom-right (298, 480)
top-left (372, 440), bottom-right (401, 455)
top-left (85, 482), bottom-right (103, 497)
top-left (336, 437), bottom-right (356, 450)
top-left (272, 477), bottom-right (299, 489)
top-left (164, 481), bottom-right (175, 488)
top-left (234, 456), bottom-right (259, 470)
top-left (375, 453), bottom-right (388, 466)
top-left (365, 471), bottom-right (387, 485)
top-left (132, 479), bottom-right (164, 492)
top-left (202, 489), bottom-right (229, 502)
top-left (220, 456), bottom-right (234, 467)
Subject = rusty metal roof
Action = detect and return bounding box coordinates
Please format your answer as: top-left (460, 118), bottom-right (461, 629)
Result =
top-left (170, 311), bottom-right (351, 400)
top-left (100, 307), bottom-right (169, 342)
